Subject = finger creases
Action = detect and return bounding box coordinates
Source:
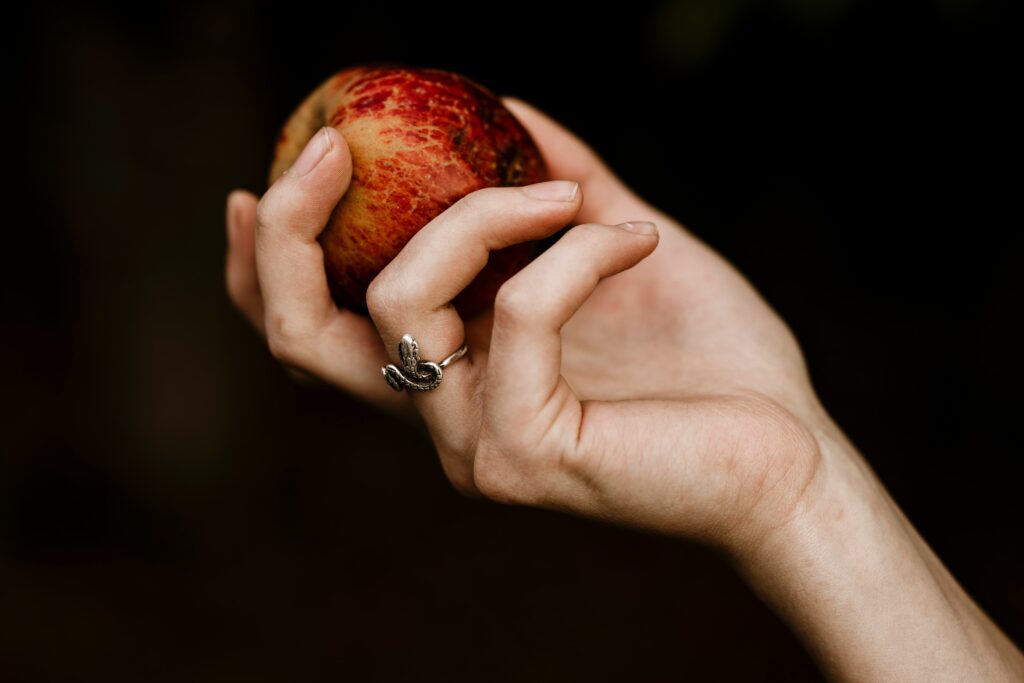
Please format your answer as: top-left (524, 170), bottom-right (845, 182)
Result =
top-left (367, 183), bottom-right (584, 367)
top-left (486, 222), bottom-right (659, 418)
top-left (365, 183), bottom-right (588, 493)
top-left (254, 127), bottom-right (353, 354)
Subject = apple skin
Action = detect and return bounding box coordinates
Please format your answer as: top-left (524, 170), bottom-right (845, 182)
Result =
top-left (269, 64), bottom-right (549, 319)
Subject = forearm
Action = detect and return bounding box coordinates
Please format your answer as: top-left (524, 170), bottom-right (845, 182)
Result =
top-left (736, 420), bottom-right (1024, 682)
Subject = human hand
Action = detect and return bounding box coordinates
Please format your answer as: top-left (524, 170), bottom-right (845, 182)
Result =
top-left (225, 98), bottom-right (1024, 680)
top-left (356, 98), bottom-right (829, 556)
top-left (225, 96), bottom-right (832, 556)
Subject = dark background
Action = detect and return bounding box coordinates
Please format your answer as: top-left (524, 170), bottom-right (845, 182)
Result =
top-left (4, 0), bottom-right (1020, 680)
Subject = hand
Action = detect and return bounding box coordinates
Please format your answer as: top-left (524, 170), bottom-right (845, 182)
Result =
top-left (225, 98), bottom-right (1024, 681)
top-left (226, 98), bottom-right (826, 553)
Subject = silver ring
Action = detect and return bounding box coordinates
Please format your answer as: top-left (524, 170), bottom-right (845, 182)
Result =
top-left (382, 333), bottom-right (468, 392)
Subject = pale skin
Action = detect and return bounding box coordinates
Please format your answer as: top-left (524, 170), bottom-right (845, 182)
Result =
top-left (224, 97), bottom-right (1024, 681)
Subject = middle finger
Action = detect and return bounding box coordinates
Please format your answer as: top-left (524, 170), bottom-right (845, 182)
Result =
top-left (366, 180), bottom-right (582, 480)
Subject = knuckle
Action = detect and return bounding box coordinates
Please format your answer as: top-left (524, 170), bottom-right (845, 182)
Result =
top-left (472, 451), bottom-right (518, 505)
top-left (434, 446), bottom-right (481, 498)
top-left (264, 312), bottom-right (313, 367)
top-left (472, 437), bottom-right (547, 506)
top-left (265, 336), bottom-right (292, 365)
top-left (254, 194), bottom-right (276, 230)
top-left (255, 187), bottom-right (316, 235)
top-left (365, 275), bottom-right (403, 320)
top-left (493, 280), bottom-right (535, 325)
top-left (565, 222), bottom-right (609, 243)
top-left (454, 186), bottom-right (505, 214)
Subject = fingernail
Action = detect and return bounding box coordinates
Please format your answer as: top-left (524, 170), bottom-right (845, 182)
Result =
top-left (288, 127), bottom-right (332, 177)
top-left (617, 221), bottom-right (657, 235)
top-left (522, 180), bottom-right (579, 202)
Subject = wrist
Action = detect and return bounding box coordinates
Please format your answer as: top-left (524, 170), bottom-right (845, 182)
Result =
top-left (732, 415), bottom-right (883, 576)
top-left (728, 414), bottom-right (1022, 681)
top-left (732, 419), bottom-right (926, 678)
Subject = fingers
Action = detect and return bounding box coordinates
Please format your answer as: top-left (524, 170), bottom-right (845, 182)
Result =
top-left (368, 179), bottom-right (582, 362)
top-left (254, 126), bottom-right (351, 365)
top-left (366, 180), bottom-right (583, 487)
top-left (488, 220), bottom-right (660, 413)
top-left (241, 127), bottom-right (408, 414)
top-left (501, 97), bottom-right (647, 224)
top-left (225, 188), bottom-right (324, 387)
top-left (474, 220), bottom-right (660, 504)
top-left (225, 189), bottom-right (264, 333)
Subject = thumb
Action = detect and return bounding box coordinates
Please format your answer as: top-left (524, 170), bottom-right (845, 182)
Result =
top-left (257, 126), bottom-right (353, 246)
top-left (502, 96), bottom-right (646, 224)
top-left (252, 126), bottom-right (351, 347)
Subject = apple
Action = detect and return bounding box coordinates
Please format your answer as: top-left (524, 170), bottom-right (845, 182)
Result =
top-left (269, 64), bottom-right (549, 318)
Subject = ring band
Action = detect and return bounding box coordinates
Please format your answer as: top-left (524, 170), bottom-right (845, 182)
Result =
top-left (382, 333), bottom-right (468, 392)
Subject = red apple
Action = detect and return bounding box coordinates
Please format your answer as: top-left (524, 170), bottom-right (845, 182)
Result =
top-left (269, 64), bottom-right (549, 318)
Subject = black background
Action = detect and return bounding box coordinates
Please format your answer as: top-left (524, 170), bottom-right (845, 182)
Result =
top-left (4, 0), bottom-right (1021, 680)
